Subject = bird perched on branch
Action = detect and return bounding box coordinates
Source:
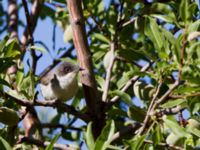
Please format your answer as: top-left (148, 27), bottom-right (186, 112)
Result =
top-left (40, 61), bottom-right (83, 101)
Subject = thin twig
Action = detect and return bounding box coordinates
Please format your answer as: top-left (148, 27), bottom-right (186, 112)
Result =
top-left (111, 122), bottom-right (141, 142)
top-left (102, 42), bottom-right (115, 102)
top-left (21, 0), bottom-right (44, 52)
top-left (178, 29), bottom-right (188, 81)
top-left (156, 105), bottom-right (185, 117)
top-left (152, 80), bottom-right (180, 110)
top-left (8, 0), bottom-right (18, 39)
top-left (40, 123), bottom-right (82, 131)
top-left (22, 0), bottom-right (37, 73)
top-left (144, 140), bottom-right (183, 150)
top-left (138, 82), bottom-right (163, 135)
top-left (169, 92), bottom-right (200, 99)
top-left (5, 92), bottom-right (90, 122)
top-left (18, 137), bottom-right (76, 150)
top-left (110, 62), bottom-right (152, 103)
top-left (120, 17), bottom-right (136, 28)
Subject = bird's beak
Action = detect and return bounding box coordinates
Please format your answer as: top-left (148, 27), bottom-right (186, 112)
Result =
top-left (79, 67), bottom-right (84, 71)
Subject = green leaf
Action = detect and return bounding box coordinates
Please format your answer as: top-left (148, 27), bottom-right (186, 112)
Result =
top-left (0, 79), bottom-right (10, 87)
top-left (163, 115), bottom-right (190, 138)
top-left (85, 122), bottom-right (95, 150)
top-left (45, 134), bottom-right (60, 150)
top-left (62, 131), bottom-right (80, 141)
top-left (107, 145), bottom-right (122, 150)
top-left (93, 33), bottom-right (110, 44)
top-left (4, 39), bottom-right (21, 58)
top-left (94, 120), bottom-right (115, 150)
top-left (161, 28), bottom-right (180, 62)
top-left (187, 127), bottom-right (200, 138)
top-left (0, 58), bottom-right (15, 73)
top-left (179, 0), bottom-right (190, 24)
top-left (151, 14), bottom-right (174, 23)
top-left (30, 45), bottom-right (46, 53)
top-left (188, 20), bottom-right (200, 33)
top-left (97, 0), bottom-right (104, 13)
top-left (0, 136), bottom-right (12, 150)
top-left (151, 124), bottom-right (162, 145)
top-left (128, 106), bottom-right (146, 122)
top-left (144, 17), bottom-right (164, 51)
top-left (108, 107), bottom-right (128, 118)
top-left (161, 99), bottom-right (186, 109)
top-left (130, 135), bottom-right (146, 150)
top-left (175, 86), bottom-right (200, 93)
top-left (110, 90), bottom-right (132, 105)
top-left (0, 36), bottom-right (9, 53)
top-left (93, 50), bottom-right (106, 62)
top-left (95, 75), bottom-right (105, 91)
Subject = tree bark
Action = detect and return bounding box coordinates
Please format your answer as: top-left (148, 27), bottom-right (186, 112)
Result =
top-left (66, 0), bottom-right (105, 138)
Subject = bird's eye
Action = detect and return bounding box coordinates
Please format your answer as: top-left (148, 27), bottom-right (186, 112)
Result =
top-left (64, 67), bottom-right (71, 73)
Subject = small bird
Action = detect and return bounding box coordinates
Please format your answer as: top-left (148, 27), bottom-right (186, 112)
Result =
top-left (40, 61), bottom-right (82, 101)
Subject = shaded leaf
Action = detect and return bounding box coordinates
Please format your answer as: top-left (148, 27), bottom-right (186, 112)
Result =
top-left (0, 136), bottom-right (12, 150)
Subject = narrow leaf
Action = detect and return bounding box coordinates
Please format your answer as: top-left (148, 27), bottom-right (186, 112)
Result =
top-left (161, 99), bottom-right (186, 109)
top-left (93, 33), bottom-right (110, 44)
top-left (144, 17), bottom-right (163, 51)
top-left (45, 134), bottom-right (60, 150)
top-left (94, 120), bottom-right (115, 150)
top-left (130, 135), bottom-right (146, 150)
top-left (30, 45), bottom-right (46, 53)
top-left (110, 90), bottom-right (132, 105)
top-left (85, 122), bottom-right (95, 150)
top-left (163, 115), bottom-right (190, 138)
top-left (0, 136), bottom-right (12, 150)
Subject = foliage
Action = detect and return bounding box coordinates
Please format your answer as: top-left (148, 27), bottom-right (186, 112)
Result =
top-left (0, 0), bottom-right (199, 149)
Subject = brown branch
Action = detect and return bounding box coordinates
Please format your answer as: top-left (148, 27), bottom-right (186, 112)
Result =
top-left (21, 0), bottom-right (44, 52)
top-left (111, 122), bottom-right (141, 142)
top-left (152, 80), bottom-right (180, 110)
top-left (138, 82), bottom-right (163, 135)
top-left (156, 106), bottom-right (185, 117)
top-left (169, 92), bottom-right (200, 99)
top-left (144, 140), bottom-right (183, 150)
top-left (22, 0), bottom-right (39, 73)
top-left (5, 92), bottom-right (90, 122)
top-left (18, 137), bottom-right (76, 150)
top-left (40, 123), bottom-right (82, 131)
top-left (8, 0), bottom-right (18, 39)
top-left (66, 0), bottom-right (103, 138)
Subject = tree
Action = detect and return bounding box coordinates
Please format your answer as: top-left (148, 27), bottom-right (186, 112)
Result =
top-left (0, 0), bottom-right (200, 149)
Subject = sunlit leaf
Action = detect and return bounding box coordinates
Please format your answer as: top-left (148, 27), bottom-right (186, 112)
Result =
top-left (0, 136), bottom-right (12, 150)
top-left (85, 122), bottom-right (95, 150)
top-left (110, 90), bottom-right (132, 105)
top-left (144, 17), bottom-right (164, 51)
top-left (94, 120), bottom-right (115, 150)
top-left (93, 33), bottom-right (110, 44)
top-left (45, 134), bottom-right (60, 150)
top-left (161, 99), bottom-right (186, 109)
